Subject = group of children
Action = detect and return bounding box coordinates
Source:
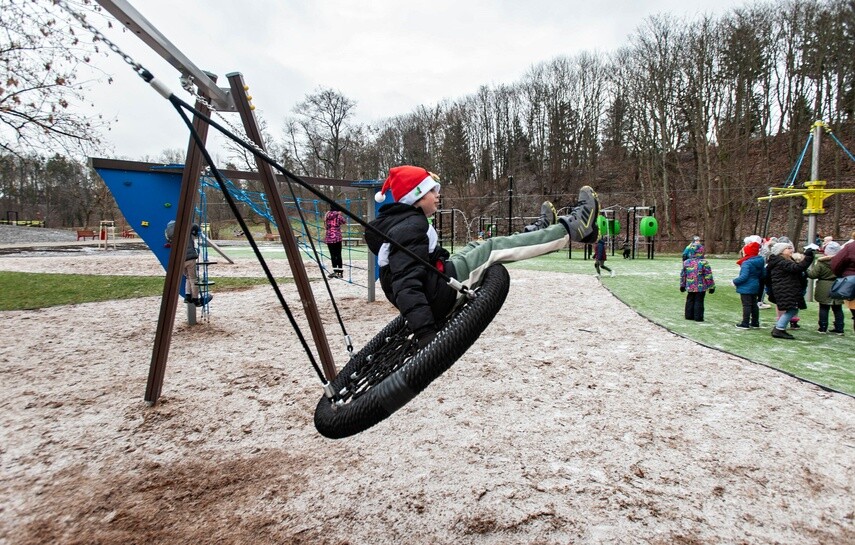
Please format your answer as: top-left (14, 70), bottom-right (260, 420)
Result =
top-left (680, 232), bottom-right (855, 339)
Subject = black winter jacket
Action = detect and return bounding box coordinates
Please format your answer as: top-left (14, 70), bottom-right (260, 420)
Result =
top-left (766, 251), bottom-right (814, 310)
top-left (365, 203), bottom-right (456, 335)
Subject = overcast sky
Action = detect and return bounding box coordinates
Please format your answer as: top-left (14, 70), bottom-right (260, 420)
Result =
top-left (74, 0), bottom-right (751, 161)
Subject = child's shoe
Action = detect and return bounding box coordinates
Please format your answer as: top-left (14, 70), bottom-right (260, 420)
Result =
top-left (771, 327), bottom-right (794, 339)
top-left (195, 294), bottom-right (213, 307)
top-left (559, 186), bottom-right (600, 243)
top-left (523, 201), bottom-right (558, 232)
top-left (817, 327), bottom-right (827, 334)
top-left (830, 329), bottom-right (844, 336)
top-left (735, 323), bottom-right (750, 329)
top-left (757, 302), bottom-right (771, 309)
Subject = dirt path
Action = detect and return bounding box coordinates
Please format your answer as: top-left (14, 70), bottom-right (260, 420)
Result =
top-left (0, 252), bottom-right (853, 544)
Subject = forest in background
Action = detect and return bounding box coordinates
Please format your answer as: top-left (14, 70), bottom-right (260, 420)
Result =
top-left (1, 0), bottom-right (853, 251)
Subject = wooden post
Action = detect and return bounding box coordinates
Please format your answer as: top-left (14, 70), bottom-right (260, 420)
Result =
top-left (226, 72), bottom-right (337, 381)
top-left (145, 94), bottom-right (212, 404)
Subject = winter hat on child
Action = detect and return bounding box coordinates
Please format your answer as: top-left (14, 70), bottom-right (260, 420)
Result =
top-left (375, 166), bottom-right (441, 205)
top-left (737, 241), bottom-right (761, 265)
top-left (770, 242), bottom-right (793, 255)
top-left (823, 241), bottom-right (841, 257)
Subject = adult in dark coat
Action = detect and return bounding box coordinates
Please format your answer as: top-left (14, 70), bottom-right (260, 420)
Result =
top-left (830, 231), bottom-right (855, 332)
top-left (766, 242), bottom-right (815, 339)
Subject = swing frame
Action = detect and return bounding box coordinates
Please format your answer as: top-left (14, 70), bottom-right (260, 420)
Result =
top-left (76, 0), bottom-right (508, 440)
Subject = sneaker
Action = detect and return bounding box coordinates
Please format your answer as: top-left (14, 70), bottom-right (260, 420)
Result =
top-left (757, 302), bottom-right (771, 309)
top-left (735, 323), bottom-right (750, 329)
top-left (183, 294), bottom-right (193, 304)
top-left (523, 201), bottom-right (558, 232)
top-left (750, 324), bottom-right (761, 328)
top-left (817, 328), bottom-right (827, 334)
top-left (195, 294), bottom-right (213, 307)
top-left (789, 322), bottom-right (800, 330)
top-left (771, 327), bottom-right (794, 339)
top-left (830, 329), bottom-right (845, 336)
top-left (610, 270), bottom-right (616, 278)
top-left (558, 186), bottom-right (600, 243)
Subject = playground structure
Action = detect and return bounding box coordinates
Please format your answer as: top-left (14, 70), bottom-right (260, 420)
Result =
top-left (77, 0), bottom-right (341, 404)
top-left (758, 121), bottom-right (855, 244)
top-left (757, 120), bottom-right (855, 301)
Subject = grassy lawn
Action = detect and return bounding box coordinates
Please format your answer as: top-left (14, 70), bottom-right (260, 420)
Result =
top-left (2, 247), bottom-right (852, 395)
top-left (0, 272), bottom-right (279, 311)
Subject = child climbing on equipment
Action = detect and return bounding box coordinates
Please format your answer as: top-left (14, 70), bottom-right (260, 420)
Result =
top-left (324, 203), bottom-right (347, 279)
top-left (594, 236), bottom-right (614, 277)
top-left (365, 165), bottom-right (600, 348)
top-left (165, 220), bottom-right (212, 307)
top-left (680, 244), bottom-right (715, 322)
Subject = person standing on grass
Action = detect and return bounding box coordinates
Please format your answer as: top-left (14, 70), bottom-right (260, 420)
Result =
top-left (808, 241), bottom-right (845, 334)
top-left (830, 229), bottom-right (855, 333)
top-left (324, 203), bottom-right (347, 279)
top-left (766, 241), bottom-right (816, 339)
top-left (680, 244), bottom-right (715, 322)
top-left (594, 236), bottom-right (615, 277)
top-left (732, 241), bottom-right (764, 329)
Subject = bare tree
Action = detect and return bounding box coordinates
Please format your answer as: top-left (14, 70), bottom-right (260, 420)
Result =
top-left (284, 87), bottom-right (357, 179)
top-left (0, 0), bottom-right (110, 156)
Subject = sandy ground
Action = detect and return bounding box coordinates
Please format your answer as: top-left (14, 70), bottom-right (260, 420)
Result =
top-left (1, 249), bottom-right (853, 545)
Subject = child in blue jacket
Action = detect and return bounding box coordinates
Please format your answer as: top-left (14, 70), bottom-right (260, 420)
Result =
top-left (732, 241), bottom-right (764, 329)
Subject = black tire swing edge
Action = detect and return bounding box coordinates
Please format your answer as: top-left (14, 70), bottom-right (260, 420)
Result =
top-left (314, 264), bottom-right (511, 439)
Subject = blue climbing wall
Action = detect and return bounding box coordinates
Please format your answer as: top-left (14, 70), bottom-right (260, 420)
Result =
top-left (93, 164), bottom-right (184, 271)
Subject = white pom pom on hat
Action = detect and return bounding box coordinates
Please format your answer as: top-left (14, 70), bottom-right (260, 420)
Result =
top-left (375, 165), bottom-right (441, 205)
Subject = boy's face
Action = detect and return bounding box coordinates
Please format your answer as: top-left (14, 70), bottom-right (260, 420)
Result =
top-left (414, 188), bottom-right (440, 216)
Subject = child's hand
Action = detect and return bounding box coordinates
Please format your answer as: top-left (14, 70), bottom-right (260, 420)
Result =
top-left (680, 286), bottom-right (686, 292)
top-left (709, 287), bottom-right (716, 294)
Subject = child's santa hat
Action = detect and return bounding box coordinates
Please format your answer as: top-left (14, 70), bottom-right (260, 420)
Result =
top-left (737, 241), bottom-right (761, 265)
top-left (375, 166), bottom-right (441, 205)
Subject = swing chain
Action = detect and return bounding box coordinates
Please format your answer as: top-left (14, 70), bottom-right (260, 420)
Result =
top-left (54, 0), bottom-right (148, 80)
top-left (177, 77), bottom-right (274, 161)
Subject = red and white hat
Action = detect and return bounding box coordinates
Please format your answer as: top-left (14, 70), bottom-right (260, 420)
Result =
top-left (375, 165), bottom-right (441, 204)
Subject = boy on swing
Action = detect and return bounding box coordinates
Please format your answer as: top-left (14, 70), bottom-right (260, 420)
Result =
top-left (366, 165), bottom-right (599, 349)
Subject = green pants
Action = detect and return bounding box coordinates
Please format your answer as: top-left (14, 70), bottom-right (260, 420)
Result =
top-left (449, 224), bottom-right (569, 290)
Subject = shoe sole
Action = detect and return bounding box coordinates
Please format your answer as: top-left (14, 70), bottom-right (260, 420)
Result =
top-left (561, 186), bottom-right (600, 243)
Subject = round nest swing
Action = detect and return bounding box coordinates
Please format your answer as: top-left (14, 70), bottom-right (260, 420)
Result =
top-left (314, 263), bottom-right (511, 439)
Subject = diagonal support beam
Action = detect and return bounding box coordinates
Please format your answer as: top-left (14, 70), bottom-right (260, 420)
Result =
top-left (145, 94), bottom-right (212, 404)
top-left (226, 72), bottom-right (337, 381)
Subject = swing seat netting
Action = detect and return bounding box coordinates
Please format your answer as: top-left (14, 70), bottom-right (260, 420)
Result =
top-left (315, 264), bottom-right (510, 439)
